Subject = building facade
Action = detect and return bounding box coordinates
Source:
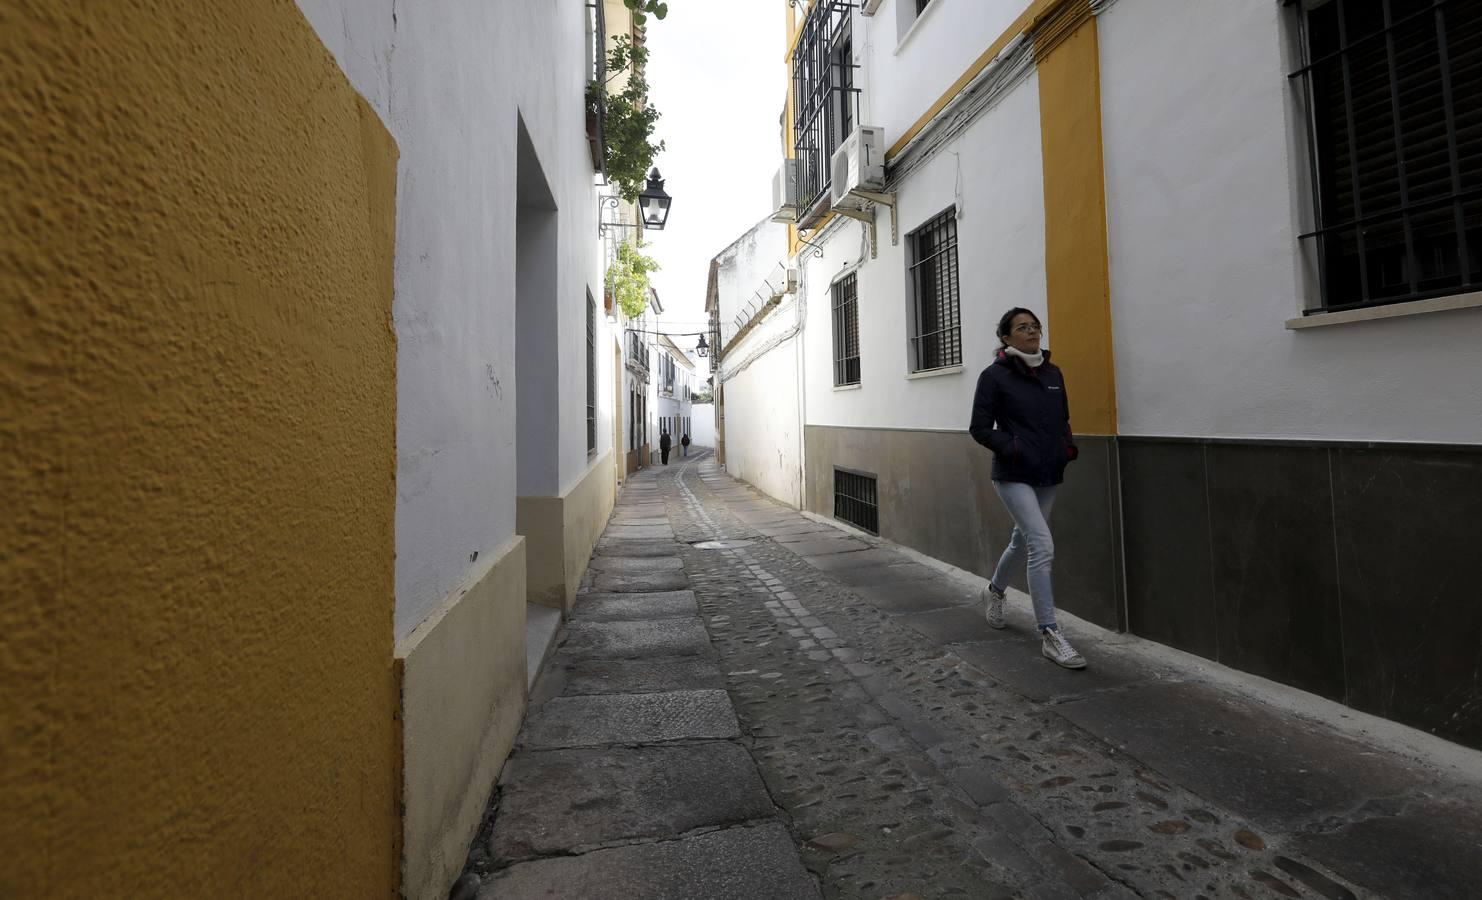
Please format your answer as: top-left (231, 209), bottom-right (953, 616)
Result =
top-left (690, 402), bottom-right (718, 448)
top-left (653, 333), bottom-right (699, 457)
top-left (5, 2), bottom-right (627, 897)
top-left (722, 0), bottom-right (1482, 750)
top-left (621, 291), bottom-right (657, 476)
top-left (708, 217), bottom-right (806, 505)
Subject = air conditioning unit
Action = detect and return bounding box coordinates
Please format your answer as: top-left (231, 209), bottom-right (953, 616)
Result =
top-left (770, 159), bottom-right (800, 224)
top-left (830, 125), bottom-right (886, 211)
top-left (861, 0), bottom-right (885, 14)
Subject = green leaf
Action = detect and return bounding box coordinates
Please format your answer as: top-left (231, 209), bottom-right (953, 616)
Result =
top-left (611, 240), bottom-right (661, 319)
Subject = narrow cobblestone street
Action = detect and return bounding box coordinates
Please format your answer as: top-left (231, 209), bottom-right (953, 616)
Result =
top-left (469, 454), bottom-right (1482, 900)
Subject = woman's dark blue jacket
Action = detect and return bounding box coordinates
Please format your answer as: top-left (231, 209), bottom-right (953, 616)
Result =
top-left (969, 349), bottom-right (1078, 486)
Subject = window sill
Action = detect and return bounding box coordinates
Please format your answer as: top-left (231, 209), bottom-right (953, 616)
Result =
top-left (1285, 290), bottom-right (1482, 330)
top-left (905, 364), bottom-right (963, 380)
top-left (894, 0), bottom-right (943, 55)
top-left (833, 382), bottom-right (862, 392)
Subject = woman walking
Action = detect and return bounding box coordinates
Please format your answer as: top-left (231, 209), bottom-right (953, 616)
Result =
top-left (968, 308), bottom-right (1085, 669)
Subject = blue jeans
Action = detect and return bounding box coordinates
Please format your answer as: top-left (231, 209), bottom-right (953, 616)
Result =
top-left (990, 481), bottom-right (1058, 631)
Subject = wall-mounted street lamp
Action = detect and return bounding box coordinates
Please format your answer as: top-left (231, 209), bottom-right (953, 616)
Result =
top-left (695, 334), bottom-right (709, 358)
top-left (637, 169), bottom-right (671, 230)
top-left (598, 169), bottom-right (673, 237)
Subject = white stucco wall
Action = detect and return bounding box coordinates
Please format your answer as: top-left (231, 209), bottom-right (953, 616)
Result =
top-left (655, 362), bottom-right (694, 444)
top-left (713, 219), bottom-right (803, 505)
top-left (689, 402), bottom-right (717, 448)
top-left (714, 219), bottom-right (792, 348)
top-left (1099, 0), bottom-right (1482, 444)
top-left (721, 304), bottom-right (805, 507)
top-left (855, 0), bottom-right (1029, 149)
top-left (295, 1), bottom-right (612, 637)
top-left (803, 73), bottom-right (1046, 431)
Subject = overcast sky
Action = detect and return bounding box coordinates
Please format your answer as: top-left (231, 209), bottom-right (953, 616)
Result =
top-left (640, 4), bottom-right (788, 352)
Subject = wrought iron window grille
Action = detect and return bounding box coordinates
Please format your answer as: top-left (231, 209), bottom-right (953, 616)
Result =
top-left (907, 208), bottom-right (962, 372)
top-left (1289, 0), bottom-right (1481, 314)
top-left (792, 0), bottom-right (863, 219)
top-left (833, 467), bottom-right (879, 535)
top-left (832, 272), bottom-right (861, 386)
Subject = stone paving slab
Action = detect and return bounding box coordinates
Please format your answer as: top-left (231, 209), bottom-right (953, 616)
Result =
top-left (733, 511), bottom-right (800, 526)
top-left (827, 561), bottom-right (940, 587)
top-left (895, 606), bottom-right (1021, 646)
top-left (953, 638), bottom-right (1148, 702)
top-left (594, 538), bottom-right (679, 557)
top-left (613, 507), bottom-right (666, 518)
top-left (563, 618), bottom-right (711, 658)
top-left (770, 528), bottom-right (846, 543)
top-left (604, 524), bottom-right (674, 539)
top-left (782, 537), bottom-right (871, 557)
top-left (586, 555), bottom-right (684, 573)
top-left (801, 547), bottom-right (908, 572)
top-left (1054, 680), bottom-right (1427, 831)
top-left (1290, 793), bottom-right (1482, 900)
top-left (614, 512), bottom-right (666, 521)
top-left (520, 690), bottom-right (741, 749)
top-left (610, 516), bottom-right (671, 527)
top-left (731, 500), bottom-right (788, 511)
top-left (480, 823), bottom-right (822, 900)
top-left (489, 743), bottom-right (776, 863)
top-left (558, 656), bottom-right (728, 696)
top-left (754, 520), bottom-right (827, 534)
top-left (570, 590), bottom-right (698, 622)
top-left (593, 570), bottom-right (690, 592)
top-left (852, 578), bottom-right (977, 614)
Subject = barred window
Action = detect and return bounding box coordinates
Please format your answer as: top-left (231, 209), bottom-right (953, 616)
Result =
top-left (832, 272), bottom-right (861, 386)
top-left (907, 209), bottom-right (961, 371)
top-left (792, 0), bottom-right (860, 218)
top-left (833, 468), bottom-right (878, 535)
top-left (1290, 0), bottom-right (1482, 313)
top-left (586, 291), bottom-right (597, 454)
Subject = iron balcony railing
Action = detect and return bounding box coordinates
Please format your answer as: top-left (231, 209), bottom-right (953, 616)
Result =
top-left (626, 331), bottom-right (650, 374)
top-left (792, 0), bottom-right (861, 220)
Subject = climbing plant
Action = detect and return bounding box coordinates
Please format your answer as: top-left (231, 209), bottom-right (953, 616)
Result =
top-left (593, 33), bottom-right (665, 202)
top-left (622, 0), bottom-right (668, 25)
top-left (611, 240), bottom-right (660, 320)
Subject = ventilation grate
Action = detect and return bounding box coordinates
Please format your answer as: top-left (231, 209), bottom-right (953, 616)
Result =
top-left (833, 468), bottom-right (878, 535)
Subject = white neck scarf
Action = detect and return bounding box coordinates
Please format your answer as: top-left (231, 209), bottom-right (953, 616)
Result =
top-left (1004, 346), bottom-right (1044, 368)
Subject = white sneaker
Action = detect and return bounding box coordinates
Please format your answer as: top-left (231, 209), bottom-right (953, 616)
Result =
top-left (1041, 627), bottom-right (1086, 669)
top-left (983, 584), bottom-right (1007, 629)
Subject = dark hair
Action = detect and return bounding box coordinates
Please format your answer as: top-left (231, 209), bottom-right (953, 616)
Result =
top-left (996, 307), bottom-right (1041, 347)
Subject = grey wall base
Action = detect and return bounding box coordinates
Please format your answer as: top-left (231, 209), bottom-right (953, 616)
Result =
top-left (804, 425), bottom-right (1482, 750)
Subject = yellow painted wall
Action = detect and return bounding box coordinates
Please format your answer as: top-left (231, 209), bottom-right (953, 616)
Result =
top-left (1, 2), bottom-right (400, 897)
top-left (1036, 6), bottom-right (1118, 435)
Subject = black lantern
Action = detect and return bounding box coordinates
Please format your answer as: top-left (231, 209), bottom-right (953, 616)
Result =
top-left (638, 168), bottom-right (672, 231)
top-left (695, 334), bottom-right (709, 358)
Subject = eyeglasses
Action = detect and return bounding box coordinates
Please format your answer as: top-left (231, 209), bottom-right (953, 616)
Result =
top-left (1012, 323), bottom-right (1042, 334)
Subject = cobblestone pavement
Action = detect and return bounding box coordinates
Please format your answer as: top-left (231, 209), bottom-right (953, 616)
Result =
top-left (463, 453), bottom-right (1482, 900)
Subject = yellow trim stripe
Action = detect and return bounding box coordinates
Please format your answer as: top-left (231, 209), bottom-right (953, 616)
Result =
top-left (1036, 3), bottom-right (1118, 435)
top-left (885, 0), bottom-right (1074, 161)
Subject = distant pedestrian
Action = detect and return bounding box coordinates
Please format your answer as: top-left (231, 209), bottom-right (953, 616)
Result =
top-left (659, 430), bottom-right (672, 465)
top-left (968, 307), bottom-right (1085, 669)
top-left (681, 433), bottom-right (691, 457)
